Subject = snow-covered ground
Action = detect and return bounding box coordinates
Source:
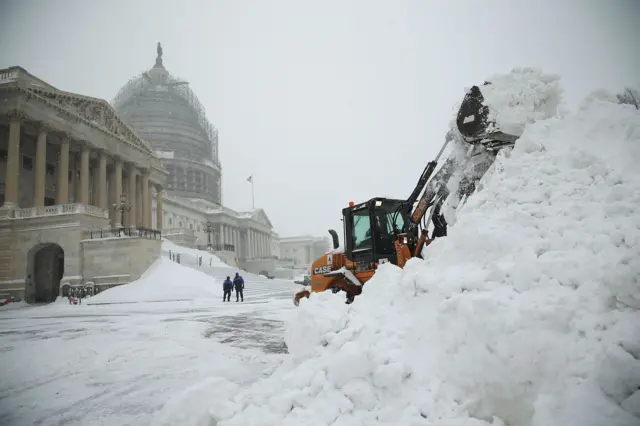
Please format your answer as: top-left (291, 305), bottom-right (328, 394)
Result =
top-left (203, 80), bottom-right (640, 425)
top-left (0, 246), bottom-right (301, 426)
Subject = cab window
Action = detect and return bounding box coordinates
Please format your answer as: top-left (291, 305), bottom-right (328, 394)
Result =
top-left (372, 201), bottom-right (405, 254)
top-left (352, 209), bottom-right (372, 250)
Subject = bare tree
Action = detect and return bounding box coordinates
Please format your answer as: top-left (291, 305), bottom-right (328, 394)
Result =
top-left (617, 87), bottom-right (639, 110)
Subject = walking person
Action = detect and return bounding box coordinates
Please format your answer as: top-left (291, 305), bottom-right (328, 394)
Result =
top-left (223, 276), bottom-right (233, 302)
top-left (233, 272), bottom-right (244, 302)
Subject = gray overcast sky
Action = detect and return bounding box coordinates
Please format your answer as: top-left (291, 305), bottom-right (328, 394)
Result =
top-left (1, 0), bottom-right (638, 239)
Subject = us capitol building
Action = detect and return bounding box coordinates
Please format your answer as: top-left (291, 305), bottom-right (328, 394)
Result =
top-left (112, 43), bottom-right (278, 274)
top-left (0, 44), bottom-right (326, 302)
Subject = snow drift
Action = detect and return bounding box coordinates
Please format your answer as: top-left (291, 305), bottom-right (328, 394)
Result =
top-left (162, 239), bottom-right (229, 268)
top-left (205, 82), bottom-right (640, 425)
top-left (88, 258), bottom-right (220, 304)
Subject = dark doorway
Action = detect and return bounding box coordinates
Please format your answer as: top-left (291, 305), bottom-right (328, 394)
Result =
top-left (29, 244), bottom-right (64, 303)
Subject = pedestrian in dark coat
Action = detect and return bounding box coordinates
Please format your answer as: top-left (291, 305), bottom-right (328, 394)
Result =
top-left (233, 272), bottom-right (244, 302)
top-left (223, 276), bottom-right (233, 302)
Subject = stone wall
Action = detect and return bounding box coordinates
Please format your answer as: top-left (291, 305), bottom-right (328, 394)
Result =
top-left (240, 258), bottom-right (276, 277)
top-left (212, 249), bottom-right (237, 267)
top-left (0, 212), bottom-right (109, 298)
top-left (81, 237), bottom-right (160, 290)
top-left (163, 231), bottom-right (196, 248)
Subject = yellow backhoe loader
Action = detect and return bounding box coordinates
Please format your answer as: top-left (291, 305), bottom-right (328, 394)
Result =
top-left (294, 83), bottom-right (521, 305)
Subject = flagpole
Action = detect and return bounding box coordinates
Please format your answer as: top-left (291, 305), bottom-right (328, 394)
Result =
top-left (251, 179), bottom-right (255, 209)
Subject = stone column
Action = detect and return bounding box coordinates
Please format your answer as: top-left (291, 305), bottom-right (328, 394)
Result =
top-left (264, 234), bottom-right (268, 257)
top-left (56, 137), bottom-right (69, 205)
top-left (254, 231), bottom-right (258, 258)
top-left (91, 163), bottom-right (98, 206)
top-left (33, 126), bottom-right (48, 207)
top-left (3, 115), bottom-right (21, 208)
top-left (234, 229), bottom-right (238, 252)
top-left (156, 186), bottom-right (163, 231)
top-left (258, 232), bottom-right (262, 258)
top-left (98, 153), bottom-right (107, 209)
top-left (122, 174), bottom-right (130, 227)
top-left (113, 159), bottom-right (123, 227)
top-left (79, 146), bottom-right (90, 205)
top-left (142, 172), bottom-right (150, 228)
top-left (127, 167), bottom-right (137, 228)
top-left (73, 154), bottom-right (81, 202)
top-left (108, 167), bottom-right (115, 222)
top-left (136, 174), bottom-right (143, 227)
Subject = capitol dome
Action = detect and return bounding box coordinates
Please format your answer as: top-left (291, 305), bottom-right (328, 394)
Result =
top-left (112, 43), bottom-right (222, 205)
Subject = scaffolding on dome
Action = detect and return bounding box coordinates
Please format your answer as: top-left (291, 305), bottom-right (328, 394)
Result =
top-left (111, 72), bottom-right (219, 152)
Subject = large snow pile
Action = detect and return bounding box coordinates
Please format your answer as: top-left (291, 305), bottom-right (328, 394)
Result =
top-left (480, 67), bottom-right (562, 138)
top-left (206, 98), bottom-right (640, 424)
top-left (88, 258), bottom-right (220, 304)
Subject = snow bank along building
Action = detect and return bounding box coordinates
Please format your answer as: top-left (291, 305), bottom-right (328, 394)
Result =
top-left (112, 44), bottom-right (278, 276)
top-left (0, 66), bottom-right (166, 302)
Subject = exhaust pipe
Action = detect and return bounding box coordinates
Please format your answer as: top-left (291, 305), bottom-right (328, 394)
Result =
top-left (328, 229), bottom-right (339, 249)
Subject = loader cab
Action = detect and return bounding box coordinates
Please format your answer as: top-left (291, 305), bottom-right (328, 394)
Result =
top-left (342, 197), bottom-right (410, 271)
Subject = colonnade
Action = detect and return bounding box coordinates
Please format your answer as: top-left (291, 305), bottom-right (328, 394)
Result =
top-left (218, 224), bottom-right (271, 259)
top-left (2, 116), bottom-right (164, 230)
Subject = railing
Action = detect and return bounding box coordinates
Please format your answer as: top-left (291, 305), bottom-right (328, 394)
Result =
top-left (195, 243), bottom-right (235, 252)
top-left (86, 227), bottom-right (162, 240)
top-left (13, 203), bottom-right (109, 219)
top-left (162, 227), bottom-right (195, 237)
top-left (0, 69), bottom-right (18, 83)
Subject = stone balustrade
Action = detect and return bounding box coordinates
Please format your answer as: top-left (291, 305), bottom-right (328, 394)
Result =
top-left (162, 227), bottom-right (195, 237)
top-left (0, 70), bottom-right (17, 83)
top-left (14, 204), bottom-right (110, 219)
